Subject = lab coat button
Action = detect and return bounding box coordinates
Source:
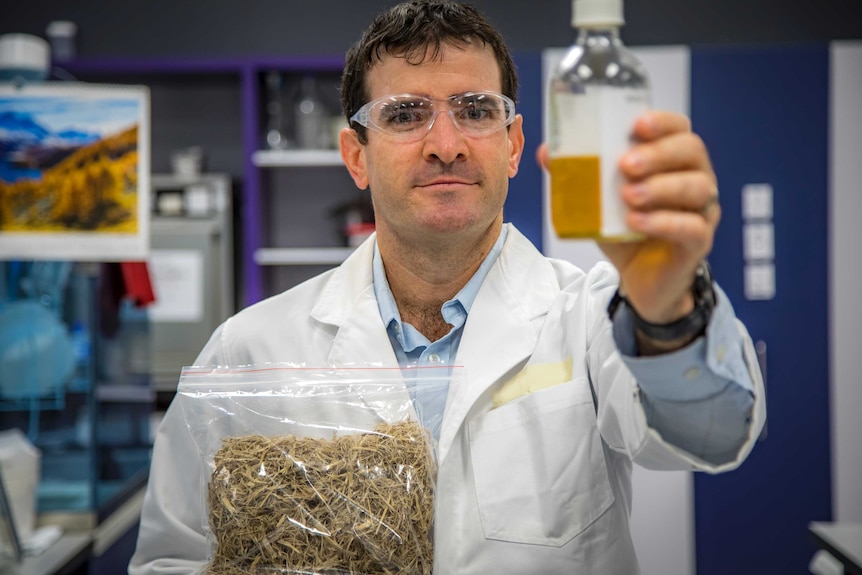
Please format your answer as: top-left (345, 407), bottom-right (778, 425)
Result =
top-left (428, 353), bottom-right (441, 363)
top-left (684, 367), bottom-right (700, 381)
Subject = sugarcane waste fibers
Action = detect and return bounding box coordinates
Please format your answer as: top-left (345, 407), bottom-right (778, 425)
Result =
top-left (204, 419), bottom-right (435, 575)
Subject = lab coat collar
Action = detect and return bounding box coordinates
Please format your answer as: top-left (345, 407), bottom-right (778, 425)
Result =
top-left (311, 232), bottom-right (398, 366)
top-left (439, 225), bottom-right (560, 461)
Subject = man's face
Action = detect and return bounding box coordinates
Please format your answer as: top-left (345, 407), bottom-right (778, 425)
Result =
top-left (341, 42), bottom-right (524, 247)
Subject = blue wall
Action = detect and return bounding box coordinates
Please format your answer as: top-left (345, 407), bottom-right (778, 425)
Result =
top-left (505, 52), bottom-right (545, 251)
top-left (691, 44), bottom-right (832, 574)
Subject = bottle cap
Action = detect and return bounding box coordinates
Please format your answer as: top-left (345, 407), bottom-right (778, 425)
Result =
top-left (0, 34), bottom-right (50, 77)
top-left (573, 0), bottom-right (624, 27)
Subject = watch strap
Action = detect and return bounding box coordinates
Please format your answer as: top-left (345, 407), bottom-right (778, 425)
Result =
top-left (607, 261), bottom-right (716, 342)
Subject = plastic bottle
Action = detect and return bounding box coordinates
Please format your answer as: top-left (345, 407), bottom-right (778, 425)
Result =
top-left (548, 0), bottom-right (650, 241)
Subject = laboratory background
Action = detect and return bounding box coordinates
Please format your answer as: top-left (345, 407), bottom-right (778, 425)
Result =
top-left (0, 0), bottom-right (860, 573)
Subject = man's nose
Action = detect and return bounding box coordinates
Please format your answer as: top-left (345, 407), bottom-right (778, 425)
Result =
top-left (423, 110), bottom-right (467, 162)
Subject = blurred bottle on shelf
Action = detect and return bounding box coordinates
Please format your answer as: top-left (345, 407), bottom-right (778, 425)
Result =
top-left (265, 70), bottom-right (288, 150)
top-left (45, 20), bottom-right (77, 61)
top-left (295, 75), bottom-right (328, 149)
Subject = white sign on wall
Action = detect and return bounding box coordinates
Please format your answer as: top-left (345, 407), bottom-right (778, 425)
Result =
top-left (147, 249), bottom-right (204, 323)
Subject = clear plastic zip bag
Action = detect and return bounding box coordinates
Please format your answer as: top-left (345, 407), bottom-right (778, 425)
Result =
top-left (176, 364), bottom-right (460, 575)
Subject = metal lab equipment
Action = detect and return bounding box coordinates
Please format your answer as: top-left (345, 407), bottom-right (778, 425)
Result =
top-left (148, 173), bottom-right (234, 392)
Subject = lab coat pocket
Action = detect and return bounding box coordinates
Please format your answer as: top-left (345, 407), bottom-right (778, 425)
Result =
top-left (468, 378), bottom-right (615, 547)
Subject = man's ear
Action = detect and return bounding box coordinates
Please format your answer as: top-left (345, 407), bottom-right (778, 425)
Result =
top-left (507, 114), bottom-right (525, 179)
top-left (340, 127), bottom-right (369, 189)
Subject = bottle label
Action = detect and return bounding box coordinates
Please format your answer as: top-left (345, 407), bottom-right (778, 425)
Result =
top-left (549, 86), bottom-right (650, 240)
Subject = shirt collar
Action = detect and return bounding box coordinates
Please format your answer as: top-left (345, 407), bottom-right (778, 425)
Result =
top-left (373, 226), bottom-right (508, 338)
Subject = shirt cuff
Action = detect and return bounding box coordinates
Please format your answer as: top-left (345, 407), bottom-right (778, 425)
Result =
top-left (611, 283), bottom-right (754, 401)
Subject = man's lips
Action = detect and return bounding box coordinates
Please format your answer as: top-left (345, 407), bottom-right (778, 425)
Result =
top-left (416, 178), bottom-right (477, 188)
top-left (412, 164), bottom-right (483, 189)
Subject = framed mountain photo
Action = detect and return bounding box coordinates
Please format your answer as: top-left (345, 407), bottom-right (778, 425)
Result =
top-left (0, 83), bottom-right (150, 260)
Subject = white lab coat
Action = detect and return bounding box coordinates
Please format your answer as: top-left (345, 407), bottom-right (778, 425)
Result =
top-left (129, 224), bottom-right (766, 575)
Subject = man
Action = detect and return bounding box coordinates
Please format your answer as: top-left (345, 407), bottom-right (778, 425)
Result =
top-left (129, 1), bottom-right (765, 573)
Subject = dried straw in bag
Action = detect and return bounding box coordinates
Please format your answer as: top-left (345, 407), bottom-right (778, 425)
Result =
top-left (204, 419), bottom-right (435, 575)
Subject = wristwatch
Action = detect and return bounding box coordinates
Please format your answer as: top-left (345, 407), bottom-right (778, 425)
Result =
top-left (607, 261), bottom-right (716, 342)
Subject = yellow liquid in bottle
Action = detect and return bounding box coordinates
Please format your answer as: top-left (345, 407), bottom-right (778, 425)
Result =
top-left (549, 155), bottom-right (601, 238)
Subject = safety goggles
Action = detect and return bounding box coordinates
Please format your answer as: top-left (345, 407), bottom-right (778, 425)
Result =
top-left (349, 91), bottom-right (516, 141)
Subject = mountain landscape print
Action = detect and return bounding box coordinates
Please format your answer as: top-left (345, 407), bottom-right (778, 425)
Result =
top-left (0, 89), bottom-right (142, 232)
top-left (0, 84), bottom-right (149, 260)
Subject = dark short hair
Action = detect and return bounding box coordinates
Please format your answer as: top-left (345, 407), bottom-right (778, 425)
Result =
top-left (341, 0), bottom-right (518, 143)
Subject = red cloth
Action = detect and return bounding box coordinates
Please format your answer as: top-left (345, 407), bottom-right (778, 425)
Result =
top-left (120, 261), bottom-right (156, 307)
top-left (98, 261), bottom-right (156, 337)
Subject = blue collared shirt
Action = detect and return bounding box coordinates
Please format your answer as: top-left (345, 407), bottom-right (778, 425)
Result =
top-left (372, 227), bottom-right (508, 439)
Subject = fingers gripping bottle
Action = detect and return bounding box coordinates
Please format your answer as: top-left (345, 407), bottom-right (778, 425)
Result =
top-left (548, 0), bottom-right (650, 240)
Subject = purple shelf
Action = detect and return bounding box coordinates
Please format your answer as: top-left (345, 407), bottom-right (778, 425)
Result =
top-left (58, 55), bottom-right (345, 307)
top-left (58, 56), bottom-right (247, 75)
top-left (58, 55), bottom-right (344, 75)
